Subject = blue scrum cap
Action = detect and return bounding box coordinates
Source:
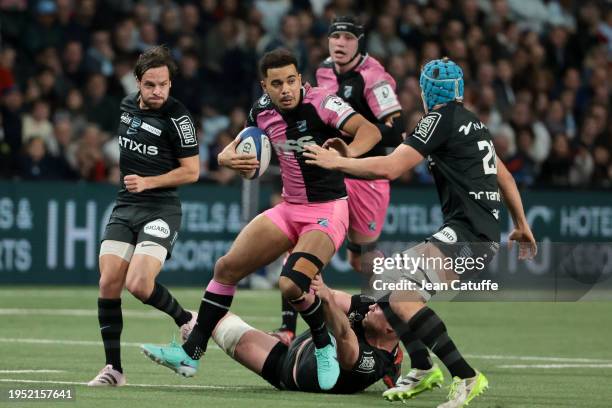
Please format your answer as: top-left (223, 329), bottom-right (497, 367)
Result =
top-left (419, 57), bottom-right (464, 110)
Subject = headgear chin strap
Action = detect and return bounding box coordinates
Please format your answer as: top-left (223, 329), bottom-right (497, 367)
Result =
top-left (419, 57), bottom-right (464, 111)
top-left (328, 16), bottom-right (365, 66)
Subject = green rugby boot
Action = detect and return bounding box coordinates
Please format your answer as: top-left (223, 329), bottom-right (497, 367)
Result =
top-left (141, 340), bottom-right (199, 377)
top-left (383, 364), bottom-right (444, 401)
top-left (437, 371), bottom-right (488, 408)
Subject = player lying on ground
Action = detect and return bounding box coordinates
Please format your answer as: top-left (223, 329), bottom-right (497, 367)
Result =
top-left (140, 48), bottom-right (382, 390)
top-left (145, 275), bottom-right (403, 393)
top-left (88, 46), bottom-right (199, 387)
top-left (272, 15), bottom-right (406, 347)
top-left (304, 57), bottom-right (537, 407)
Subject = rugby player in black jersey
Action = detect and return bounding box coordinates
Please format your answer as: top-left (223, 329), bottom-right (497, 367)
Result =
top-left (304, 57), bottom-right (537, 407)
top-left (88, 46), bottom-right (199, 387)
top-left (205, 274), bottom-right (402, 394)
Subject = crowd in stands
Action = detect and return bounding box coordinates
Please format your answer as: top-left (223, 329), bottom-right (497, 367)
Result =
top-left (0, 0), bottom-right (610, 188)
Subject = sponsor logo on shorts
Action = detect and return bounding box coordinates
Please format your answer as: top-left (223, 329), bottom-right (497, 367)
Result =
top-left (317, 218), bottom-right (329, 227)
top-left (358, 354), bottom-right (375, 372)
top-left (412, 112), bottom-right (441, 144)
top-left (143, 219), bottom-right (170, 239)
top-left (433, 226), bottom-right (457, 243)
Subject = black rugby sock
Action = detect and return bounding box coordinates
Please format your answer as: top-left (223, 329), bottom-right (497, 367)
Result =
top-left (98, 298), bottom-right (123, 373)
top-left (298, 296), bottom-right (331, 348)
top-left (182, 280), bottom-right (236, 359)
top-left (379, 301), bottom-right (432, 370)
top-left (144, 282), bottom-right (191, 326)
top-left (280, 296), bottom-right (297, 332)
top-left (395, 307), bottom-right (475, 379)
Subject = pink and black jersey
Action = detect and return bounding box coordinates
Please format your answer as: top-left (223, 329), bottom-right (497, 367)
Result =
top-left (247, 83), bottom-right (357, 204)
top-left (316, 54), bottom-right (402, 159)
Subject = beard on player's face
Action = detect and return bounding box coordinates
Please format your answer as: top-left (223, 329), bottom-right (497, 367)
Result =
top-left (138, 66), bottom-right (171, 110)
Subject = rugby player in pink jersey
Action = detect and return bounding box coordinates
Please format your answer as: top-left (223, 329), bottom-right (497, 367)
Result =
top-left (271, 16), bottom-right (408, 347)
top-left (141, 48), bottom-right (382, 391)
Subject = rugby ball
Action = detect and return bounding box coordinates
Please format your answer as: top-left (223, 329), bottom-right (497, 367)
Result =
top-left (236, 126), bottom-right (272, 179)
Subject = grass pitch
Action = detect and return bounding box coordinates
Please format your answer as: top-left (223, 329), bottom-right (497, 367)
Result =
top-left (1, 287), bottom-right (611, 407)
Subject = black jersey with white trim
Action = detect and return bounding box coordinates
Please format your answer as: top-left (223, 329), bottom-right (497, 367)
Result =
top-left (404, 102), bottom-right (500, 242)
top-left (115, 92), bottom-right (199, 206)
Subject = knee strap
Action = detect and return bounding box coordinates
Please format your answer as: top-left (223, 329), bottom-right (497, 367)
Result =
top-left (280, 252), bottom-right (324, 293)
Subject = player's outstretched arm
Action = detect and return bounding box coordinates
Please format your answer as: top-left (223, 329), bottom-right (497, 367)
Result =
top-left (339, 113), bottom-right (382, 158)
top-left (304, 143), bottom-right (423, 180)
top-left (496, 156), bottom-right (538, 259)
top-left (124, 155), bottom-right (200, 192)
top-left (312, 275), bottom-right (359, 370)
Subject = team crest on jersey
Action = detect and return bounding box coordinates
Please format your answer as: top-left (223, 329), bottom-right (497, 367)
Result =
top-left (127, 116), bottom-right (142, 135)
top-left (296, 120), bottom-right (307, 132)
top-left (343, 85), bottom-right (353, 98)
top-left (358, 354), bottom-right (376, 372)
top-left (258, 94), bottom-right (271, 107)
top-left (171, 115), bottom-right (197, 147)
top-left (368, 221), bottom-right (377, 231)
top-left (413, 112), bottom-right (442, 144)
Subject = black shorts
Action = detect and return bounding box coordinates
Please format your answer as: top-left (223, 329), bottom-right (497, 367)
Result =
top-left (427, 221), bottom-right (499, 270)
top-left (101, 203), bottom-right (181, 259)
top-left (261, 332), bottom-right (316, 392)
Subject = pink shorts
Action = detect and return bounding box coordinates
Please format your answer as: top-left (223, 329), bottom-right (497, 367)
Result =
top-left (263, 199), bottom-right (349, 250)
top-left (346, 178), bottom-right (390, 237)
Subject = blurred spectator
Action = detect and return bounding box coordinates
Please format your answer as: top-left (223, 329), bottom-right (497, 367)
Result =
top-left (85, 30), bottom-right (115, 76)
top-left (367, 14), bottom-right (407, 61)
top-left (538, 133), bottom-right (574, 186)
top-left (264, 14), bottom-right (308, 71)
top-left (74, 124), bottom-right (107, 182)
top-left (83, 74), bottom-right (119, 133)
top-left (1, 87), bottom-right (24, 170)
top-left (22, 99), bottom-right (54, 148)
top-left (0, 47), bottom-right (16, 94)
top-left (23, 0), bottom-right (63, 56)
top-left (506, 127), bottom-right (537, 187)
top-left (63, 88), bottom-right (89, 136)
top-left (62, 41), bottom-right (88, 89)
top-left (0, 0), bottom-right (608, 188)
top-left (16, 137), bottom-right (67, 180)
